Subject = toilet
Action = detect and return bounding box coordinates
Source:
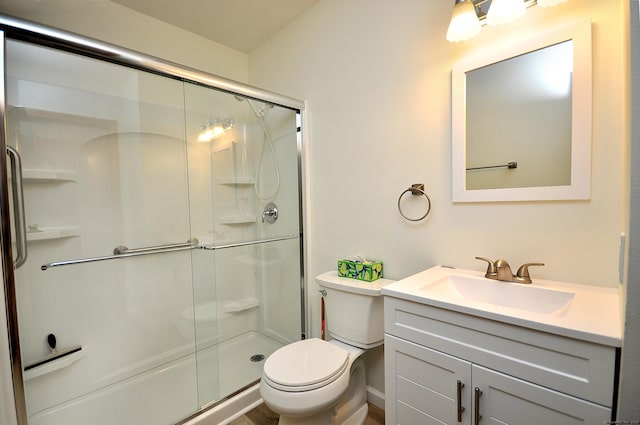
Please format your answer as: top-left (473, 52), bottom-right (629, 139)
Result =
top-left (260, 271), bottom-right (394, 425)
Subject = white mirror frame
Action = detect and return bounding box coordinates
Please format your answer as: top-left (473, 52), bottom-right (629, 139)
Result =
top-left (452, 20), bottom-right (592, 202)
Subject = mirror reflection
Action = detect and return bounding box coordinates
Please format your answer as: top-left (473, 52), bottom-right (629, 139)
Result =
top-left (451, 20), bottom-right (592, 202)
top-left (466, 40), bottom-right (573, 190)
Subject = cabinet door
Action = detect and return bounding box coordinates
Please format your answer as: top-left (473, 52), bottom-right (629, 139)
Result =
top-left (385, 335), bottom-right (472, 425)
top-left (472, 365), bottom-right (611, 425)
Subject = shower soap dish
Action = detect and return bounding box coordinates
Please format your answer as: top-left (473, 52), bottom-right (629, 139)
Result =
top-left (338, 256), bottom-right (383, 282)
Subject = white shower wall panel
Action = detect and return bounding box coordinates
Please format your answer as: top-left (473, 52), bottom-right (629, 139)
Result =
top-left (20, 253), bottom-right (197, 416)
top-left (7, 39), bottom-right (199, 418)
top-left (28, 352), bottom-right (199, 425)
top-left (259, 239), bottom-right (302, 344)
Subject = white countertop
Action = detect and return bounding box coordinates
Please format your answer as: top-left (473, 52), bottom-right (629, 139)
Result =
top-left (382, 266), bottom-right (622, 347)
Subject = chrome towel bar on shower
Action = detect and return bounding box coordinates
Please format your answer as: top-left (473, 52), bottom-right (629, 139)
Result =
top-left (40, 239), bottom-right (199, 271)
top-left (112, 238), bottom-right (199, 255)
top-left (199, 235), bottom-right (298, 250)
top-left (40, 235), bottom-right (300, 270)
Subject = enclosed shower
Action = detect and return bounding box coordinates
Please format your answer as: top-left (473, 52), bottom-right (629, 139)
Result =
top-left (0, 17), bottom-right (305, 425)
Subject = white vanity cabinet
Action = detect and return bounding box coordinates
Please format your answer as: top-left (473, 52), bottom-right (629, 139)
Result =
top-left (384, 297), bottom-right (616, 425)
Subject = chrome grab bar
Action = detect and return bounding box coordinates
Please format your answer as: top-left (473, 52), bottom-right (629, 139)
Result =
top-left (6, 146), bottom-right (28, 268)
top-left (41, 238), bottom-right (198, 271)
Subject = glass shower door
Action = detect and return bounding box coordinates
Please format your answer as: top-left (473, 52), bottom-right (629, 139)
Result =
top-left (5, 39), bottom-right (199, 424)
top-left (184, 83), bottom-right (303, 405)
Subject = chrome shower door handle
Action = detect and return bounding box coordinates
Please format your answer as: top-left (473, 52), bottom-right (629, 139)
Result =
top-left (6, 146), bottom-right (28, 268)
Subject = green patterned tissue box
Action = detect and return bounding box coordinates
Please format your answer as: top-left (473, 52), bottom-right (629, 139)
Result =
top-left (337, 260), bottom-right (383, 282)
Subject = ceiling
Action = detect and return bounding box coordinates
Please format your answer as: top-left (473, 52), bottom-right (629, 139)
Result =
top-left (111, 0), bottom-right (320, 53)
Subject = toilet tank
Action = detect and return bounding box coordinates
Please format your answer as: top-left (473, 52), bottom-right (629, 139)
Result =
top-left (316, 271), bottom-right (394, 349)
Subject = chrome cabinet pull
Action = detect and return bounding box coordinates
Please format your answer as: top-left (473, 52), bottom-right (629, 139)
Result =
top-left (6, 146), bottom-right (27, 268)
top-left (474, 387), bottom-right (482, 425)
top-left (457, 380), bottom-right (465, 422)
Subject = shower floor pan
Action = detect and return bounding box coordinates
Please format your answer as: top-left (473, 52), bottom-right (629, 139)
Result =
top-left (28, 331), bottom-right (284, 425)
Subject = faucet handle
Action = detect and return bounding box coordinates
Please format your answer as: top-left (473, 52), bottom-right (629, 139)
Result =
top-left (475, 256), bottom-right (497, 279)
top-left (515, 262), bottom-right (545, 284)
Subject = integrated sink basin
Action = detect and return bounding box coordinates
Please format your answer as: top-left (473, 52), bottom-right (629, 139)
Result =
top-left (381, 265), bottom-right (622, 346)
top-left (424, 274), bottom-right (575, 315)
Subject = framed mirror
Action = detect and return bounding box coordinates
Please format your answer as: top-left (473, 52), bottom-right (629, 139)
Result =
top-left (452, 20), bottom-right (592, 202)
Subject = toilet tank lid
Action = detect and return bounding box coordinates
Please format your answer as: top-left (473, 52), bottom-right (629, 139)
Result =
top-left (316, 271), bottom-right (395, 296)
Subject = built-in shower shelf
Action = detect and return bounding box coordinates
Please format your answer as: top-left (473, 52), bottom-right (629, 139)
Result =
top-left (217, 177), bottom-right (255, 185)
top-left (23, 346), bottom-right (87, 380)
top-left (27, 226), bottom-right (80, 241)
top-left (22, 169), bottom-right (77, 182)
top-left (222, 297), bottom-right (259, 313)
top-left (219, 215), bottom-right (256, 225)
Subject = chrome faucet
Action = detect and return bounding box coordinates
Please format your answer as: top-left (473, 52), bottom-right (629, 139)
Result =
top-left (475, 257), bottom-right (544, 284)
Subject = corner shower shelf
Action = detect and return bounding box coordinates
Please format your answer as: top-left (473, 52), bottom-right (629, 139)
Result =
top-left (219, 215), bottom-right (256, 225)
top-left (23, 346), bottom-right (87, 380)
top-left (27, 226), bottom-right (80, 241)
top-left (217, 177), bottom-right (255, 186)
top-left (22, 169), bottom-right (77, 182)
top-left (222, 297), bottom-right (259, 313)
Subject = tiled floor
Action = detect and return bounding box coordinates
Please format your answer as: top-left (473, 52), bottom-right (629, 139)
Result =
top-left (230, 402), bottom-right (384, 425)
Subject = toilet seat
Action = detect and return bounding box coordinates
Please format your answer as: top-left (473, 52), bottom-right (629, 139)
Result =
top-left (263, 338), bottom-right (349, 392)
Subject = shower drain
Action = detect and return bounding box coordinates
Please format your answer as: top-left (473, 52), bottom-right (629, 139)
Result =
top-left (250, 354), bottom-right (265, 362)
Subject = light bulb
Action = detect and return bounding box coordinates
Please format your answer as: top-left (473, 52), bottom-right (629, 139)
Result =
top-left (211, 123), bottom-right (225, 138)
top-left (537, 0), bottom-right (568, 7)
top-left (486, 0), bottom-right (526, 26)
top-left (446, 0), bottom-right (482, 43)
top-left (197, 129), bottom-right (211, 143)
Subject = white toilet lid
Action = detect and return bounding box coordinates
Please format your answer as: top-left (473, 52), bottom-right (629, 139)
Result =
top-left (263, 338), bottom-right (349, 391)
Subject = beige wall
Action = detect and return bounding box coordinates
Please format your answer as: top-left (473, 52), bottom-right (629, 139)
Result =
top-left (0, 0), bottom-right (248, 82)
top-left (249, 0), bottom-right (629, 394)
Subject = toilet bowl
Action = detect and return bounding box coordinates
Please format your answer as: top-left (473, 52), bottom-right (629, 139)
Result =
top-left (260, 271), bottom-right (394, 425)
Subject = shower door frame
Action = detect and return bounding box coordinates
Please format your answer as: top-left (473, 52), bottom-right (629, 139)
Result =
top-left (0, 15), bottom-right (308, 425)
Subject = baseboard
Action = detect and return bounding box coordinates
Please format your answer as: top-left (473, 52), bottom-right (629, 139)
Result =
top-left (366, 386), bottom-right (385, 411)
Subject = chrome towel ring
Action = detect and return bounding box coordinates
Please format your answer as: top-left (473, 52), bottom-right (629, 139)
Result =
top-left (398, 183), bottom-right (432, 222)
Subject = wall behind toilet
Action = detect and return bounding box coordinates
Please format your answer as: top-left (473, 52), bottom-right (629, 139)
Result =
top-left (248, 0), bottom-right (629, 394)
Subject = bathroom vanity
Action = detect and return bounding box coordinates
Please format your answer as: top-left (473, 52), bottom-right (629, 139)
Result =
top-left (382, 266), bottom-right (621, 425)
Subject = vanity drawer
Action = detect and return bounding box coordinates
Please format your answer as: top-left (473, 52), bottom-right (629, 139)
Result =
top-left (384, 297), bottom-right (616, 407)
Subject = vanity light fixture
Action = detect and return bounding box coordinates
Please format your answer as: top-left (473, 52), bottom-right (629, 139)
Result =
top-left (446, 0), bottom-right (568, 43)
top-left (536, 0), bottom-right (568, 7)
top-left (197, 118), bottom-right (234, 142)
